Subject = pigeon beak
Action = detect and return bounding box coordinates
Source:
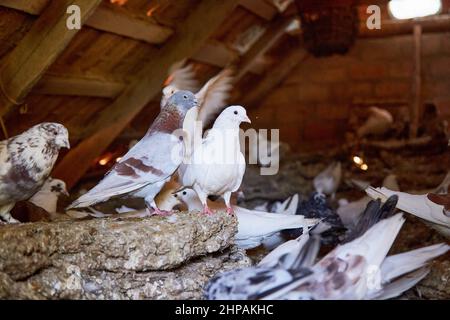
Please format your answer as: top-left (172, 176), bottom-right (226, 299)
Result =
top-left (62, 189), bottom-right (70, 197)
top-left (243, 115), bottom-right (251, 124)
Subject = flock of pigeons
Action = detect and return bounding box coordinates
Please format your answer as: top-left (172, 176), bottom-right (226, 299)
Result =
top-left (0, 62), bottom-right (448, 300)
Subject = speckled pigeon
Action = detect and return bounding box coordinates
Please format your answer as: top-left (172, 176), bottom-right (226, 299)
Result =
top-left (68, 91), bottom-right (198, 215)
top-left (0, 123), bottom-right (70, 223)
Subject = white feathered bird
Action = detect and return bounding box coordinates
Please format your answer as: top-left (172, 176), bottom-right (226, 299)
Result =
top-left (206, 206), bottom-right (449, 300)
top-left (357, 106), bottom-right (393, 138)
top-left (366, 186), bottom-right (450, 238)
top-left (28, 177), bottom-right (69, 214)
top-left (178, 106), bottom-right (250, 215)
top-left (172, 188), bottom-right (318, 250)
top-left (0, 123), bottom-right (70, 223)
top-left (338, 174), bottom-right (400, 228)
top-left (313, 162), bottom-right (342, 198)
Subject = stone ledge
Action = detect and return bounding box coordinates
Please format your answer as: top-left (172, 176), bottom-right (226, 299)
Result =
top-left (0, 211), bottom-right (246, 299)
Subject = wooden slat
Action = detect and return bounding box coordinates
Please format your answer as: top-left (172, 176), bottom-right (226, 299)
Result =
top-left (33, 74), bottom-right (125, 98)
top-left (240, 0), bottom-right (278, 20)
top-left (235, 15), bottom-right (292, 81)
top-left (0, 0), bottom-right (48, 15)
top-left (0, 0), bottom-right (102, 117)
top-left (53, 0), bottom-right (240, 189)
top-left (241, 45), bottom-right (308, 107)
top-left (0, 0), bottom-right (174, 45)
top-left (192, 42), bottom-right (239, 68)
top-left (360, 14), bottom-right (450, 37)
top-left (86, 3), bottom-right (173, 44)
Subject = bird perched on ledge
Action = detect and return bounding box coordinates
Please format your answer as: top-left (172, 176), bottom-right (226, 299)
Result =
top-left (172, 188), bottom-right (318, 250)
top-left (68, 91), bottom-right (198, 215)
top-left (0, 123), bottom-right (69, 223)
top-left (178, 106), bottom-right (251, 215)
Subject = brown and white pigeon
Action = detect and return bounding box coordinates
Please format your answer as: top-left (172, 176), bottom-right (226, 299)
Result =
top-left (366, 186), bottom-right (450, 239)
top-left (68, 91), bottom-right (198, 215)
top-left (0, 123), bottom-right (70, 223)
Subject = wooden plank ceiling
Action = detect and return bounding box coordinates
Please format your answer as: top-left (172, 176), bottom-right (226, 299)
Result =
top-left (0, 0), bottom-right (449, 187)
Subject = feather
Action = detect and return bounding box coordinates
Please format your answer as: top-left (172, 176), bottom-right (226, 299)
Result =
top-left (196, 68), bottom-right (235, 128)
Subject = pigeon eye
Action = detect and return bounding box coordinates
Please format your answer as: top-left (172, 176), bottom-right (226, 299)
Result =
top-left (183, 95), bottom-right (188, 99)
top-left (234, 111), bottom-right (238, 115)
top-left (174, 194), bottom-right (178, 198)
top-left (183, 191), bottom-right (187, 195)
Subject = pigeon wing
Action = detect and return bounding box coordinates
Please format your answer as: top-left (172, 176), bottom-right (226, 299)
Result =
top-left (196, 68), bottom-right (234, 128)
top-left (69, 133), bottom-right (183, 209)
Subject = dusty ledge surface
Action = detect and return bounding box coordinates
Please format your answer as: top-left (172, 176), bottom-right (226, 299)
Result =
top-left (0, 211), bottom-right (249, 299)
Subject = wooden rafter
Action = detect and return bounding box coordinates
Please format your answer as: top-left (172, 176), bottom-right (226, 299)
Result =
top-left (0, 0), bottom-right (102, 117)
top-left (53, 0), bottom-right (240, 189)
top-left (33, 74), bottom-right (125, 98)
top-left (0, 0), bottom-right (173, 45)
top-left (234, 15), bottom-right (293, 81)
top-left (240, 0), bottom-right (278, 20)
top-left (241, 42), bottom-right (308, 108)
top-left (360, 14), bottom-right (450, 38)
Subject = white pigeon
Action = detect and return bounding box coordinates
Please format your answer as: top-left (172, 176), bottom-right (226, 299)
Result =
top-left (178, 106), bottom-right (250, 215)
top-left (68, 91), bottom-right (198, 215)
top-left (206, 208), bottom-right (449, 300)
top-left (28, 177), bottom-right (69, 214)
top-left (313, 162), bottom-right (341, 198)
top-left (338, 174), bottom-right (400, 228)
top-left (172, 188), bottom-right (319, 250)
top-left (0, 123), bottom-right (70, 223)
top-left (261, 194), bottom-right (300, 250)
top-left (366, 186), bottom-right (450, 238)
top-left (357, 106), bottom-right (394, 138)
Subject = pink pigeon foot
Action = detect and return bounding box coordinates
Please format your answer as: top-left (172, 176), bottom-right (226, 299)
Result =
top-left (226, 206), bottom-right (235, 216)
top-left (203, 205), bottom-right (214, 215)
top-left (153, 208), bottom-right (173, 216)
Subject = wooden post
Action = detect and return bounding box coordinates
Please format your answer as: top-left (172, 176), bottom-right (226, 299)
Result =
top-left (0, 0), bottom-right (102, 117)
top-left (410, 24), bottom-right (422, 139)
top-left (53, 0), bottom-right (240, 189)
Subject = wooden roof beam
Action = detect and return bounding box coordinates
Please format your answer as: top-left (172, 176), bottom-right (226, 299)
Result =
top-left (360, 14), bottom-right (450, 38)
top-left (241, 41), bottom-right (308, 107)
top-left (33, 74), bottom-right (125, 98)
top-left (240, 0), bottom-right (278, 20)
top-left (0, 0), bottom-right (102, 117)
top-left (234, 15), bottom-right (293, 81)
top-left (0, 0), bottom-right (174, 45)
top-left (53, 0), bottom-right (240, 189)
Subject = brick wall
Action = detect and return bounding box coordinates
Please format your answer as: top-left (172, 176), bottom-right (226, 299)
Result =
top-left (250, 32), bottom-right (450, 151)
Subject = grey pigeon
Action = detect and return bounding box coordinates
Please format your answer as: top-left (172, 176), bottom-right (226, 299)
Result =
top-left (68, 91), bottom-right (198, 215)
top-left (0, 123), bottom-right (70, 223)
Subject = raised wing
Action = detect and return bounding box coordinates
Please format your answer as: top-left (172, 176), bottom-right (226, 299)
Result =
top-left (161, 60), bottom-right (199, 108)
top-left (196, 68), bottom-right (234, 128)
